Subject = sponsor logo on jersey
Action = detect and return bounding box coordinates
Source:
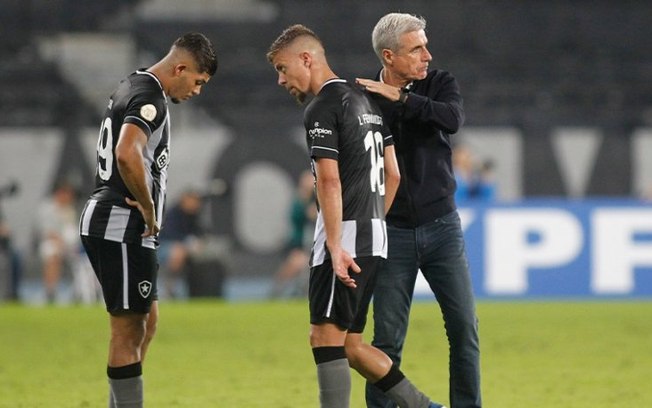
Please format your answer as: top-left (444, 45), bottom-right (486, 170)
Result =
top-left (138, 280), bottom-right (153, 298)
top-left (308, 122), bottom-right (333, 139)
top-left (155, 147), bottom-right (170, 170)
top-left (140, 104), bottom-right (157, 122)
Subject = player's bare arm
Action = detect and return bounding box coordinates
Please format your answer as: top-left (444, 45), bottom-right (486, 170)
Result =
top-left (355, 78), bottom-right (402, 102)
top-left (383, 145), bottom-right (400, 215)
top-left (115, 123), bottom-right (159, 237)
top-left (314, 157), bottom-right (361, 288)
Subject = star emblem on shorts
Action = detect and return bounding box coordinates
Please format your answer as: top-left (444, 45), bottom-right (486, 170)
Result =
top-left (138, 280), bottom-right (152, 298)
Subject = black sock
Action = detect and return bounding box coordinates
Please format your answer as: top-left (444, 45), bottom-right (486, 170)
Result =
top-left (107, 362), bottom-right (143, 408)
top-left (375, 364), bottom-right (431, 408)
top-left (374, 363), bottom-right (405, 392)
top-left (107, 362), bottom-right (142, 379)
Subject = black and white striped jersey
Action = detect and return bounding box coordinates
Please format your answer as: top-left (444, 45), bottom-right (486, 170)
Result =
top-left (80, 70), bottom-right (170, 248)
top-left (304, 79), bottom-right (394, 266)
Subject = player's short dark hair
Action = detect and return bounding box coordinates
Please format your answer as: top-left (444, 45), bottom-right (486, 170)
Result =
top-left (173, 32), bottom-right (218, 76)
top-left (266, 24), bottom-right (322, 63)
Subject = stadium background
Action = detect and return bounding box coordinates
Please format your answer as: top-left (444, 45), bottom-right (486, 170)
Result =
top-left (0, 0), bottom-right (651, 300)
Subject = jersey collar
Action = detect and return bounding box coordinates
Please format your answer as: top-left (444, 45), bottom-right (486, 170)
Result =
top-left (318, 78), bottom-right (346, 93)
top-left (136, 69), bottom-right (166, 99)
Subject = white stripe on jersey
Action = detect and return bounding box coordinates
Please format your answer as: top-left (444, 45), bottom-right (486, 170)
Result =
top-left (144, 105), bottom-right (170, 229)
top-left (372, 218), bottom-right (387, 257)
top-left (142, 237), bottom-right (156, 249)
top-left (318, 78), bottom-right (347, 92)
top-left (121, 243), bottom-right (129, 309)
top-left (80, 199), bottom-right (97, 236)
top-left (341, 220), bottom-right (357, 258)
top-left (105, 206), bottom-right (130, 242)
top-left (312, 212), bottom-right (327, 266)
top-left (125, 115), bottom-right (153, 134)
top-left (80, 200), bottom-right (158, 249)
top-left (312, 146), bottom-right (339, 154)
top-left (311, 212), bottom-right (388, 266)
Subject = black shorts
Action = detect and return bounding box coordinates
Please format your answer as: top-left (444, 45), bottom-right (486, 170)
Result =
top-left (309, 256), bottom-right (381, 333)
top-left (81, 235), bottom-right (158, 314)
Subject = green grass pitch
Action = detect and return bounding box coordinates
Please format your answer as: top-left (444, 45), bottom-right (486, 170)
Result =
top-left (1, 300), bottom-right (651, 407)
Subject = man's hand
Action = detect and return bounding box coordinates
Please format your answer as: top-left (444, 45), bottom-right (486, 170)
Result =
top-left (329, 246), bottom-right (361, 288)
top-left (356, 78), bottom-right (401, 102)
top-left (125, 197), bottom-right (160, 237)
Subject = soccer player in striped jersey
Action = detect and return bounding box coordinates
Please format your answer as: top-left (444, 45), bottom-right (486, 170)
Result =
top-left (268, 25), bottom-right (446, 408)
top-left (79, 33), bottom-right (217, 408)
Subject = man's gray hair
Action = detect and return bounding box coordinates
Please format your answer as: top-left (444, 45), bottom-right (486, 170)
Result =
top-left (372, 13), bottom-right (426, 64)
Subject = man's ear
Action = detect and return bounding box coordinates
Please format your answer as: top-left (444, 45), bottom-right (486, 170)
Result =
top-left (300, 52), bottom-right (311, 67)
top-left (174, 63), bottom-right (187, 76)
top-left (382, 49), bottom-right (393, 66)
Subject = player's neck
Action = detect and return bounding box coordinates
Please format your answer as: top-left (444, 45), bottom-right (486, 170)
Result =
top-left (145, 63), bottom-right (169, 95)
top-left (312, 68), bottom-right (339, 95)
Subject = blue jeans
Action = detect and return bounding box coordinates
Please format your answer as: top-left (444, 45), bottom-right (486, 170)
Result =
top-left (366, 211), bottom-right (482, 408)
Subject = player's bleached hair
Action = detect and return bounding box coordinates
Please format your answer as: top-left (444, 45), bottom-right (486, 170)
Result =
top-left (173, 32), bottom-right (218, 76)
top-left (266, 24), bottom-right (322, 63)
top-left (372, 13), bottom-right (427, 64)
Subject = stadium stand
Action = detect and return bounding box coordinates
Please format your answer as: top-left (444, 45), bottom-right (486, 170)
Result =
top-left (127, 0), bottom-right (652, 130)
top-left (0, 0), bottom-right (139, 127)
top-left (1, 0), bottom-right (651, 288)
top-left (1, 0), bottom-right (649, 131)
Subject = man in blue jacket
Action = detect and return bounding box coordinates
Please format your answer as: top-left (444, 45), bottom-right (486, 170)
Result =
top-left (357, 12), bottom-right (482, 408)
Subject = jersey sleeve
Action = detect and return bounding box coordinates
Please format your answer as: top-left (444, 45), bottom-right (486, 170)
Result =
top-left (304, 100), bottom-right (340, 160)
top-left (123, 83), bottom-right (167, 138)
top-left (381, 122), bottom-right (394, 148)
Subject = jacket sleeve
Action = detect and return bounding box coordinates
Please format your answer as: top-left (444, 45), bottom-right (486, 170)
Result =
top-left (402, 71), bottom-right (465, 134)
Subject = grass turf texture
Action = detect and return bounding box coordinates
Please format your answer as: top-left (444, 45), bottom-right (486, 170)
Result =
top-left (1, 300), bottom-right (651, 407)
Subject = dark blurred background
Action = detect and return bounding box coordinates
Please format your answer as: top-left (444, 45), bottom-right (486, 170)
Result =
top-left (1, 0), bottom-right (651, 301)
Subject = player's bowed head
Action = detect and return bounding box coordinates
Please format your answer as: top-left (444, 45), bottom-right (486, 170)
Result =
top-left (267, 24), bottom-right (336, 104)
top-left (149, 32), bottom-right (218, 104)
